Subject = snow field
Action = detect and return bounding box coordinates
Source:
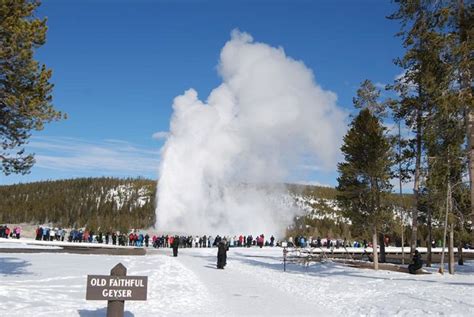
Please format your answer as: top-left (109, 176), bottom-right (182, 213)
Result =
top-left (0, 246), bottom-right (473, 316)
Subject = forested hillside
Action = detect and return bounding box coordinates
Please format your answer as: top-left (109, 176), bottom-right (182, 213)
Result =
top-left (0, 178), bottom-right (156, 232)
top-left (0, 177), bottom-right (414, 240)
top-left (0, 178), bottom-right (343, 232)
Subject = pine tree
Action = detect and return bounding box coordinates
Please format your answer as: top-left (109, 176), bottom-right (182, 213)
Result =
top-left (337, 108), bottom-right (393, 270)
top-left (449, 0), bottom-right (473, 246)
top-left (390, 0), bottom-right (472, 271)
top-left (0, 0), bottom-right (65, 175)
top-left (353, 80), bottom-right (387, 119)
top-left (388, 0), bottom-right (449, 253)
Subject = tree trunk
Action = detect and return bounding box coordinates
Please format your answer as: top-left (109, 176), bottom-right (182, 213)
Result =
top-left (398, 120), bottom-right (405, 265)
top-left (401, 224), bottom-right (405, 265)
top-left (411, 108), bottom-right (422, 254)
top-left (427, 207), bottom-right (432, 267)
top-left (379, 232), bottom-right (386, 263)
top-left (467, 93), bottom-right (474, 248)
top-left (439, 179), bottom-right (450, 275)
top-left (458, 242), bottom-right (464, 265)
top-left (449, 224), bottom-right (455, 275)
top-left (469, 111), bottom-right (474, 247)
top-left (373, 226), bottom-right (379, 270)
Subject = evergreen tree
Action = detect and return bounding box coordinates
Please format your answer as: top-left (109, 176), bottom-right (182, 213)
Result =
top-left (390, 1), bottom-right (472, 270)
top-left (448, 0), bottom-right (473, 245)
top-left (388, 0), bottom-right (449, 253)
top-left (424, 73), bottom-right (467, 271)
top-left (353, 79), bottom-right (387, 119)
top-left (0, 0), bottom-right (65, 175)
top-left (337, 108), bottom-right (393, 270)
top-left (0, 177), bottom-right (157, 230)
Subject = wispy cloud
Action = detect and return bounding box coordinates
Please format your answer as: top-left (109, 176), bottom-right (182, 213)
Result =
top-left (299, 164), bottom-right (321, 171)
top-left (28, 136), bottom-right (160, 175)
top-left (152, 131), bottom-right (169, 140)
top-left (293, 180), bottom-right (332, 188)
top-left (374, 82), bottom-right (387, 90)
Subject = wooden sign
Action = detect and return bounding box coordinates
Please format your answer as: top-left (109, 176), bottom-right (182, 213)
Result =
top-left (86, 263), bottom-right (148, 317)
top-left (86, 275), bottom-right (148, 300)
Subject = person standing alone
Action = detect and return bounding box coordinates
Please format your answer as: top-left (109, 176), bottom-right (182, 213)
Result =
top-left (217, 238), bottom-right (229, 269)
top-left (172, 235), bottom-right (179, 257)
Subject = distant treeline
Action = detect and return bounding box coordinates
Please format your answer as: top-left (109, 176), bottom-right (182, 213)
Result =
top-left (285, 183), bottom-right (338, 200)
top-left (0, 177), bottom-right (344, 233)
top-left (0, 177), bottom-right (414, 240)
top-left (0, 177), bottom-right (156, 232)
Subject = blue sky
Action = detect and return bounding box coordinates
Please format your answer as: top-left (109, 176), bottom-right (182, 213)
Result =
top-left (1, 0), bottom-right (404, 186)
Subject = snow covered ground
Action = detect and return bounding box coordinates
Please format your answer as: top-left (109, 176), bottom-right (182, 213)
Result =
top-left (0, 240), bottom-right (62, 249)
top-left (0, 244), bottom-right (473, 316)
top-left (0, 237), bottom-right (132, 249)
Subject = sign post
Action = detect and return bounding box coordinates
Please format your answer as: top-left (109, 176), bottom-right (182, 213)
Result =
top-left (108, 263), bottom-right (126, 317)
top-left (86, 263), bottom-right (148, 317)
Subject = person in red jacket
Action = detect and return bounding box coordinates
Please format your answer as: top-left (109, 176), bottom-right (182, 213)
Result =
top-left (171, 236), bottom-right (179, 257)
top-left (133, 233), bottom-right (138, 246)
top-left (36, 227), bottom-right (42, 240)
top-left (83, 230), bottom-right (90, 243)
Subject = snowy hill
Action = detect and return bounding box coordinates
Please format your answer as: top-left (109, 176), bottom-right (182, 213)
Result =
top-left (0, 178), bottom-right (411, 238)
top-left (100, 183), bottom-right (151, 209)
top-left (0, 177), bottom-right (156, 231)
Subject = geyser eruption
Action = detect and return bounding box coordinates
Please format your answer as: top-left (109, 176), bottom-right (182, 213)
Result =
top-left (156, 30), bottom-right (346, 236)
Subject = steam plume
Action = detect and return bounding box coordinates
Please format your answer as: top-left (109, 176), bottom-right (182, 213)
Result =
top-left (156, 30), bottom-right (346, 236)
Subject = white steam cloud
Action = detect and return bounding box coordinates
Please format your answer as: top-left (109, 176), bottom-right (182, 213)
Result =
top-left (156, 30), bottom-right (346, 236)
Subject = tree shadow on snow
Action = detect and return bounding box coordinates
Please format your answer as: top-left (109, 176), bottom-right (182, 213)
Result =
top-left (78, 307), bottom-right (134, 317)
top-left (232, 251), bottom-right (283, 261)
top-left (234, 257), bottom-right (474, 287)
top-left (184, 253), bottom-right (224, 270)
top-left (204, 264), bottom-right (219, 269)
top-left (0, 257), bottom-right (32, 275)
top-left (187, 254), bottom-right (217, 261)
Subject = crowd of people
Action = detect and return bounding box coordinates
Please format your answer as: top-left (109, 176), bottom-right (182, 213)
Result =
top-left (35, 226), bottom-right (67, 241)
top-left (30, 227), bottom-right (279, 250)
top-left (34, 226), bottom-right (152, 247)
top-left (2, 225), bottom-right (427, 272)
top-left (286, 235), bottom-right (394, 249)
top-left (0, 225), bottom-right (21, 239)
top-left (151, 234), bottom-right (276, 249)
top-left (1, 226), bottom-right (406, 253)
top-left (4, 226), bottom-right (394, 251)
